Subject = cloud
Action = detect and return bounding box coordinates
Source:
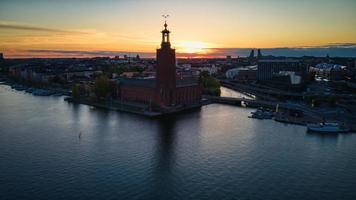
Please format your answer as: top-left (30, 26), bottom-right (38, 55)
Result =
top-left (207, 47), bottom-right (356, 57)
top-left (3, 47), bottom-right (355, 58)
top-left (0, 23), bottom-right (87, 34)
top-left (318, 43), bottom-right (356, 48)
top-left (114, 34), bottom-right (156, 44)
top-left (291, 43), bottom-right (356, 49)
top-left (25, 49), bottom-right (155, 58)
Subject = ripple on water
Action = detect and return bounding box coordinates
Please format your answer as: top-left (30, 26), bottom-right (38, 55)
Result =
top-left (0, 84), bottom-right (356, 200)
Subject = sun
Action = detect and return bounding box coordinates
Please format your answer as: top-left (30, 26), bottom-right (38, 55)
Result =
top-left (177, 41), bottom-right (210, 54)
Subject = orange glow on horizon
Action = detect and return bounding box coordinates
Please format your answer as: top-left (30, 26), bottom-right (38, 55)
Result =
top-left (0, 0), bottom-right (356, 58)
top-left (175, 41), bottom-right (212, 54)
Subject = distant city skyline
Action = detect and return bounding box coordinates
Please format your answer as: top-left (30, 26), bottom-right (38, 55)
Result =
top-left (1, 0), bottom-right (356, 58)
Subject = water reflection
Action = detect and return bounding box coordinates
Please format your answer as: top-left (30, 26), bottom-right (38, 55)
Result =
top-left (306, 132), bottom-right (339, 139)
top-left (150, 116), bottom-right (178, 198)
top-left (155, 116), bottom-right (177, 173)
top-left (306, 131), bottom-right (353, 144)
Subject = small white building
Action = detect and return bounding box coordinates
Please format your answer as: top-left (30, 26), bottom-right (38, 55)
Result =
top-left (199, 64), bottom-right (218, 75)
top-left (225, 65), bottom-right (257, 79)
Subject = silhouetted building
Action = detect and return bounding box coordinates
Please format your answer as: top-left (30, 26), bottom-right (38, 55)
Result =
top-left (257, 49), bottom-right (262, 59)
top-left (118, 21), bottom-right (202, 108)
top-left (257, 59), bottom-right (308, 84)
top-left (225, 65), bottom-right (257, 81)
top-left (0, 53), bottom-right (3, 60)
top-left (249, 50), bottom-right (255, 60)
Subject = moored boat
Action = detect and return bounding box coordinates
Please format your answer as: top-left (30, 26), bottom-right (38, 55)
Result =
top-left (25, 87), bottom-right (35, 93)
top-left (307, 122), bottom-right (349, 133)
top-left (249, 108), bottom-right (274, 119)
top-left (32, 89), bottom-right (55, 96)
top-left (11, 84), bottom-right (27, 91)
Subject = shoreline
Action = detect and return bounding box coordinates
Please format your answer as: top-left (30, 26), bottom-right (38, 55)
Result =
top-left (64, 97), bottom-right (203, 117)
top-left (2, 75), bottom-right (355, 131)
top-left (0, 75), bottom-right (71, 96)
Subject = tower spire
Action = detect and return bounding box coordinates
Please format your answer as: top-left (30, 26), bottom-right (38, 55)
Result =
top-left (161, 15), bottom-right (170, 47)
top-left (156, 15), bottom-right (176, 104)
top-left (162, 14), bottom-right (169, 23)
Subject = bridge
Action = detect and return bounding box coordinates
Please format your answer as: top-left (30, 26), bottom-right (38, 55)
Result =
top-left (220, 80), bottom-right (302, 99)
top-left (206, 95), bottom-right (284, 109)
top-left (221, 80), bottom-right (356, 100)
top-left (204, 95), bottom-right (322, 118)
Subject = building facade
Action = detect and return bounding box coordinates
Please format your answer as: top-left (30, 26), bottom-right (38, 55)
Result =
top-left (226, 66), bottom-right (257, 81)
top-left (118, 22), bottom-right (202, 108)
top-left (257, 59), bottom-right (308, 81)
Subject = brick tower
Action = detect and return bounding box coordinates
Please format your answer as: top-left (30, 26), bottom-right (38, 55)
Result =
top-left (156, 20), bottom-right (176, 105)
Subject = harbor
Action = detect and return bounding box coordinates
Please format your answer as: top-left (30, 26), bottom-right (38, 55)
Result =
top-left (0, 76), bottom-right (70, 97)
top-left (3, 75), bottom-right (355, 133)
top-left (217, 87), bottom-right (356, 133)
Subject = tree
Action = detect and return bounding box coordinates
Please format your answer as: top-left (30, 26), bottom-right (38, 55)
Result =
top-left (94, 75), bottom-right (110, 99)
top-left (199, 71), bottom-right (221, 96)
top-left (71, 84), bottom-right (80, 99)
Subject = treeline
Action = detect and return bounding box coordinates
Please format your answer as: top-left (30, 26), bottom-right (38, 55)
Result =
top-left (199, 71), bottom-right (221, 96)
top-left (108, 64), bottom-right (145, 75)
top-left (72, 74), bottom-right (116, 100)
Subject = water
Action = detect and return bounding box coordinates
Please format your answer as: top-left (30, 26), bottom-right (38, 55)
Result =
top-left (1, 84), bottom-right (356, 200)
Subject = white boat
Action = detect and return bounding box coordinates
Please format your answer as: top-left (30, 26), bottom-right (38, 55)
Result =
top-left (249, 108), bottom-right (274, 119)
top-left (307, 122), bottom-right (349, 133)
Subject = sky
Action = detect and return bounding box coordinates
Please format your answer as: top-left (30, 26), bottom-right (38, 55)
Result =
top-left (0, 0), bottom-right (356, 58)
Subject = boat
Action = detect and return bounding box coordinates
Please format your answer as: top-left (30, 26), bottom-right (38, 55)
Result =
top-left (11, 84), bottom-right (27, 91)
top-left (249, 108), bottom-right (274, 119)
top-left (25, 87), bottom-right (35, 93)
top-left (307, 122), bottom-right (349, 133)
top-left (32, 89), bottom-right (55, 96)
top-left (51, 92), bottom-right (63, 96)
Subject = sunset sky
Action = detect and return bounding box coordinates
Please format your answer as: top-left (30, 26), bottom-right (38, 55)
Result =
top-left (1, 0), bottom-right (356, 58)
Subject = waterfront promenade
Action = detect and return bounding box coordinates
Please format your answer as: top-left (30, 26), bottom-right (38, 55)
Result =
top-left (214, 85), bottom-right (356, 131)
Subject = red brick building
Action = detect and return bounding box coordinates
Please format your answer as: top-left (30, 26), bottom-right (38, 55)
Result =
top-left (118, 22), bottom-right (202, 108)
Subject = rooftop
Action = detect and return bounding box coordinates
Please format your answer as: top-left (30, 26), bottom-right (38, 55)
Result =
top-left (118, 77), bottom-right (156, 88)
top-left (258, 59), bottom-right (300, 63)
top-left (118, 77), bottom-right (199, 88)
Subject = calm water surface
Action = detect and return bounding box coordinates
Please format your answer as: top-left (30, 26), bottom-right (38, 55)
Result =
top-left (1, 84), bottom-right (356, 200)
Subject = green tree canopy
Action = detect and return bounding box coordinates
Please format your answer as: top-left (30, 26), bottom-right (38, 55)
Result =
top-left (94, 75), bottom-right (110, 99)
top-left (71, 84), bottom-right (80, 99)
top-left (199, 71), bottom-right (221, 96)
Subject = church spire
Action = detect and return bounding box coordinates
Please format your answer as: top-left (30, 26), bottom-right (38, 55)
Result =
top-left (161, 15), bottom-right (170, 47)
